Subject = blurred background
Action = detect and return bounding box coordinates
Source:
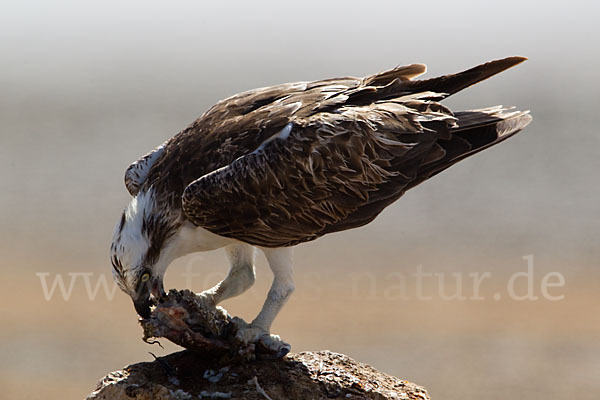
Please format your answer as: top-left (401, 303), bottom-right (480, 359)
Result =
top-left (1, 1), bottom-right (599, 399)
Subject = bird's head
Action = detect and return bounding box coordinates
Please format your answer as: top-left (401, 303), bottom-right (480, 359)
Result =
top-left (110, 189), bottom-right (180, 318)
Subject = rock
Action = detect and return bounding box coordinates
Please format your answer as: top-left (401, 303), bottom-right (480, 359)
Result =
top-left (92, 290), bottom-right (430, 399)
top-left (86, 350), bottom-right (430, 400)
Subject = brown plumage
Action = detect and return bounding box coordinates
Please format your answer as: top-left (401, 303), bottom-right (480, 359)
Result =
top-left (125, 57), bottom-right (531, 248)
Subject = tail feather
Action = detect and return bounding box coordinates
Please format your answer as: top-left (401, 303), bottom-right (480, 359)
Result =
top-left (416, 108), bottom-right (532, 182)
top-left (348, 56), bottom-right (528, 106)
top-left (405, 56), bottom-right (528, 97)
top-left (322, 58), bottom-right (531, 234)
top-left (363, 63), bottom-right (427, 86)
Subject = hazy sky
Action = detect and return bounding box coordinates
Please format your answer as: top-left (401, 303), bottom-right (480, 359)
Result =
top-left (1, 0), bottom-right (598, 272)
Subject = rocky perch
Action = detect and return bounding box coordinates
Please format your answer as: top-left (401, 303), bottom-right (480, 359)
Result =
top-left (87, 290), bottom-right (430, 399)
top-left (86, 350), bottom-right (430, 400)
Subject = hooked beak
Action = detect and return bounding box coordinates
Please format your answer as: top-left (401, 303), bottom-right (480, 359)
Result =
top-left (132, 276), bottom-right (166, 319)
top-left (133, 292), bottom-right (153, 319)
top-left (151, 276), bottom-right (167, 300)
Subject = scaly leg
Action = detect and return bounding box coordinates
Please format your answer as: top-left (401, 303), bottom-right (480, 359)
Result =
top-left (236, 246), bottom-right (294, 357)
top-left (252, 247), bottom-right (295, 331)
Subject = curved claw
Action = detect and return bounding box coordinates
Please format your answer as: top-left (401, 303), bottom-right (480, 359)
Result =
top-left (234, 323), bottom-right (291, 359)
top-left (257, 334), bottom-right (291, 359)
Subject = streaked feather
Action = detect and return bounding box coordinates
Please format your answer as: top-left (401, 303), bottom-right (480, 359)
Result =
top-left (124, 57), bottom-right (531, 247)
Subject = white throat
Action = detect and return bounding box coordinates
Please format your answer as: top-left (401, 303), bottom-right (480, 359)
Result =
top-left (112, 187), bottom-right (237, 289)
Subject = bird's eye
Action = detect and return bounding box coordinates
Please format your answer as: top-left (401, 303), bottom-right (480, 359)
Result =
top-left (140, 272), bottom-right (150, 282)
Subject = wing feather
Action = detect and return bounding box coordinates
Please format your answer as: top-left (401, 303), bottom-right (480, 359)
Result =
top-left (128, 57), bottom-right (530, 247)
top-left (182, 100), bottom-right (454, 247)
top-left (124, 143), bottom-right (166, 196)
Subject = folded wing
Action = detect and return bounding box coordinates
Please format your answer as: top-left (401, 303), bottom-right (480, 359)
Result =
top-left (164, 57), bottom-right (529, 247)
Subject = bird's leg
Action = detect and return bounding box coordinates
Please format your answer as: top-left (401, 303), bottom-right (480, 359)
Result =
top-left (197, 244), bottom-right (256, 305)
top-left (252, 247), bottom-right (295, 331)
top-left (235, 247), bottom-right (294, 357)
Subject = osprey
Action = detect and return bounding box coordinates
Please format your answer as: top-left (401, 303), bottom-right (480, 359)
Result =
top-left (111, 57), bottom-right (531, 355)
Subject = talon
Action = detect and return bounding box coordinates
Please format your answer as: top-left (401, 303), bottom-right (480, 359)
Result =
top-left (195, 291), bottom-right (217, 307)
top-left (273, 341), bottom-right (291, 358)
top-left (234, 326), bottom-right (291, 358)
top-left (256, 334), bottom-right (291, 359)
top-left (235, 326), bottom-right (264, 345)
